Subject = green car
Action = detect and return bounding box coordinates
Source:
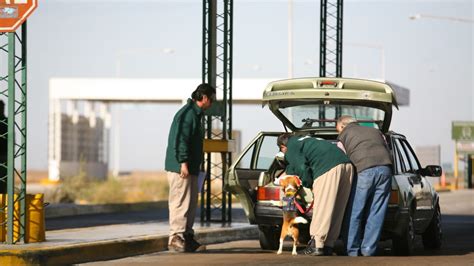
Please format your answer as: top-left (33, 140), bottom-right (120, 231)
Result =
top-left (224, 77), bottom-right (443, 255)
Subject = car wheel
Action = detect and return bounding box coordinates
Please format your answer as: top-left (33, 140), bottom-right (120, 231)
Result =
top-left (258, 225), bottom-right (280, 250)
top-left (392, 211), bottom-right (415, 256)
top-left (422, 204), bottom-right (442, 249)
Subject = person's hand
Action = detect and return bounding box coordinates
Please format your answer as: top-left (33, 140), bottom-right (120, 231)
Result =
top-left (180, 163), bottom-right (189, 178)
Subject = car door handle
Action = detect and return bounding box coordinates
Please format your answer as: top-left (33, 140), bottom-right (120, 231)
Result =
top-left (408, 175), bottom-right (420, 186)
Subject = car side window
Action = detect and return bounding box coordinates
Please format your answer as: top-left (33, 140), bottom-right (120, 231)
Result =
top-left (256, 135), bottom-right (279, 170)
top-left (237, 142), bottom-right (256, 169)
top-left (400, 139), bottom-right (420, 172)
top-left (392, 138), bottom-right (403, 174)
top-left (394, 138), bottom-right (412, 173)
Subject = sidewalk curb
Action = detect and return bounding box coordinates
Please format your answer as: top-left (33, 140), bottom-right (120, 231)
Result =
top-left (0, 225), bottom-right (259, 265)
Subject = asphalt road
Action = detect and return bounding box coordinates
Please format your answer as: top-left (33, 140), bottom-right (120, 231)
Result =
top-left (81, 190), bottom-right (474, 265)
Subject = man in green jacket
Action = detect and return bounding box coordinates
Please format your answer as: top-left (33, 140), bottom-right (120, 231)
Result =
top-left (277, 133), bottom-right (353, 256)
top-left (165, 83), bottom-right (215, 253)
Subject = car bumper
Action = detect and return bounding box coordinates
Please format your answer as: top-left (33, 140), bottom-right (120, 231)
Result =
top-left (254, 203), bottom-right (285, 225)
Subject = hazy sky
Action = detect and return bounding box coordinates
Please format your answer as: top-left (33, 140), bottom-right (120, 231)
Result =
top-left (23, 0), bottom-right (473, 171)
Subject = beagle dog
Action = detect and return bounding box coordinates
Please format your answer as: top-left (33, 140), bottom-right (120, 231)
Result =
top-left (277, 175), bottom-right (308, 255)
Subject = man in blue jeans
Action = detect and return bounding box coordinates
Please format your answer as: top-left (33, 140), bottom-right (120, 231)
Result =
top-left (336, 116), bottom-right (393, 256)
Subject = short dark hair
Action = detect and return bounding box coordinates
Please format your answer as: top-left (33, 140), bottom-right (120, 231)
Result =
top-left (277, 133), bottom-right (292, 147)
top-left (191, 83), bottom-right (216, 101)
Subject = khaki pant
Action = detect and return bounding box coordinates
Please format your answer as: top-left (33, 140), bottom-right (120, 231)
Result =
top-left (310, 163), bottom-right (353, 248)
top-left (167, 171), bottom-right (198, 243)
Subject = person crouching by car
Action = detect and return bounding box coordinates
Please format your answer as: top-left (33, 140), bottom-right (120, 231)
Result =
top-left (277, 133), bottom-right (353, 256)
top-left (336, 115), bottom-right (393, 256)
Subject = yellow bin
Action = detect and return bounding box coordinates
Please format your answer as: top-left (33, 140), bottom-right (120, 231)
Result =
top-left (0, 194), bottom-right (5, 242)
top-left (0, 193), bottom-right (45, 243)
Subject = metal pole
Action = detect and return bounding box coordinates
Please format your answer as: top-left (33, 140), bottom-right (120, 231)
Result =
top-left (288, 0), bottom-right (293, 78)
top-left (202, 0), bottom-right (233, 223)
top-left (19, 21), bottom-right (28, 243)
top-left (201, 0), bottom-right (207, 223)
top-left (208, 0), bottom-right (217, 88)
top-left (222, 0), bottom-right (229, 222)
top-left (467, 154), bottom-right (472, 189)
top-left (319, 0), bottom-right (327, 77)
top-left (228, 0), bottom-right (233, 223)
top-left (113, 104), bottom-right (120, 177)
top-left (6, 32), bottom-right (16, 244)
top-left (336, 0), bottom-right (343, 77)
top-left (380, 47), bottom-right (385, 80)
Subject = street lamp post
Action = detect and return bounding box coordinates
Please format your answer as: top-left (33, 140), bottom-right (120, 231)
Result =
top-left (410, 13), bottom-right (473, 187)
top-left (288, 0), bottom-right (293, 78)
top-left (410, 13), bottom-right (474, 23)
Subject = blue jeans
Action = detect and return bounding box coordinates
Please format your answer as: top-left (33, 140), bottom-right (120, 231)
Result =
top-left (345, 165), bottom-right (392, 256)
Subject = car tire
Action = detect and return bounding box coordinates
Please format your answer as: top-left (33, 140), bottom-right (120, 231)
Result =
top-left (258, 225), bottom-right (280, 250)
top-left (422, 204), bottom-right (442, 249)
top-left (392, 211), bottom-right (415, 256)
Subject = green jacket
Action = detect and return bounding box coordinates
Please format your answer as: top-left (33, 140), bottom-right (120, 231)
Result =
top-left (285, 136), bottom-right (351, 188)
top-left (165, 99), bottom-right (204, 175)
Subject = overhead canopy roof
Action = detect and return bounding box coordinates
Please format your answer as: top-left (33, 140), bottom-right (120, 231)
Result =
top-left (50, 78), bottom-right (409, 106)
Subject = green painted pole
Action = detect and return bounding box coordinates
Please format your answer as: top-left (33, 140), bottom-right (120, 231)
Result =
top-left (6, 32), bottom-right (16, 244)
top-left (20, 22), bottom-right (28, 243)
top-left (222, 0), bottom-right (228, 223)
top-left (228, 0), bottom-right (233, 223)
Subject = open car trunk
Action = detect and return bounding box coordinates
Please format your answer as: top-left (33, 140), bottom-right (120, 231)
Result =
top-left (262, 77), bottom-right (398, 133)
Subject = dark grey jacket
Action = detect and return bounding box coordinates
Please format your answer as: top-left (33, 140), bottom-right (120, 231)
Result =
top-left (337, 123), bottom-right (392, 173)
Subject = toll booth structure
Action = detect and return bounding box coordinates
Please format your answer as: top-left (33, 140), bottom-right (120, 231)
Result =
top-left (452, 121), bottom-right (474, 189)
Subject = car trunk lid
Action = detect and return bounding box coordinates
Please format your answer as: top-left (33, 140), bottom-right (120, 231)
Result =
top-left (262, 78), bottom-right (398, 133)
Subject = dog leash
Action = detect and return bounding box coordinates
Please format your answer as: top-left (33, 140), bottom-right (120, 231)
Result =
top-left (294, 198), bottom-right (314, 214)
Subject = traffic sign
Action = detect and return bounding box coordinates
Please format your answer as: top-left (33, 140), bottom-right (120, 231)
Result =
top-left (0, 0), bottom-right (37, 32)
top-left (452, 121), bottom-right (474, 141)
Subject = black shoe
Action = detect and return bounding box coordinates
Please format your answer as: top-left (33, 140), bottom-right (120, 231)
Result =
top-left (298, 246), bottom-right (325, 256)
top-left (298, 238), bottom-right (324, 256)
top-left (323, 246), bottom-right (334, 256)
top-left (184, 234), bottom-right (206, 252)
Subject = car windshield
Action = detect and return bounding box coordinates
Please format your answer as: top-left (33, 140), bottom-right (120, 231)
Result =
top-left (279, 103), bottom-right (385, 129)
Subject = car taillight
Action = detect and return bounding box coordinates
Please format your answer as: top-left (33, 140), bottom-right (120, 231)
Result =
top-left (257, 186), bottom-right (280, 201)
top-left (389, 190), bottom-right (399, 205)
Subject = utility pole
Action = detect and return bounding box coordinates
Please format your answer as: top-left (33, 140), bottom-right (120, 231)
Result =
top-left (201, 0), bottom-right (233, 223)
top-left (319, 0), bottom-right (343, 77)
top-left (319, 0), bottom-right (344, 123)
